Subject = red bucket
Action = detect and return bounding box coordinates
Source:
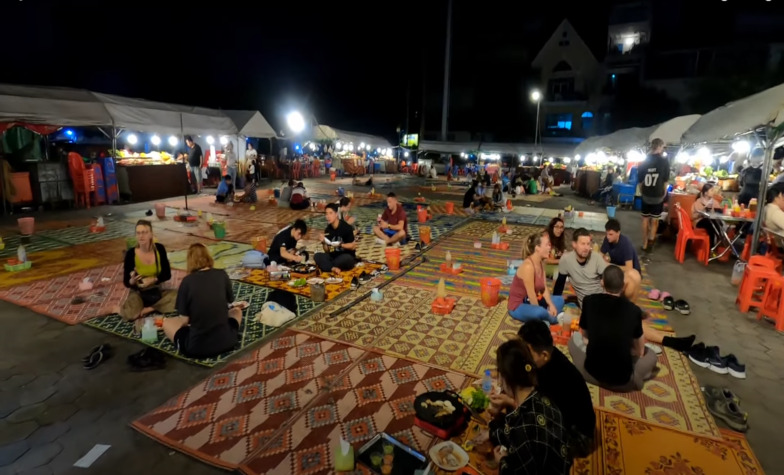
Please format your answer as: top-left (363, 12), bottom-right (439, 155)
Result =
top-left (445, 201), bottom-right (454, 214)
top-left (479, 277), bottom-right (502, 307)
top-left (385, 247), bottom-right (401, 270)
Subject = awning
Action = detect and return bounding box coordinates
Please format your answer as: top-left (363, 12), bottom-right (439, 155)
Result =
top-left (224, 110), bottom-right (277, 138)
top-left (312, 125), bottom-right (392, 148)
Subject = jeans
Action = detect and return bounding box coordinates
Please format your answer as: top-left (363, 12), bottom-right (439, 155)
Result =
top-left (190, 165), bottom-right (202, 191)
top-left (508, 295), bottom-right (564, 324)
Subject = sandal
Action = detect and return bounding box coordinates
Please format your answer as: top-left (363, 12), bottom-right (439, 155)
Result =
top-left (83, 347), bottom-right (112, 370)
top-left (647, 289), bottom-right (661, 300)
top-left (659, 291), bottom-right (672, 302)
top-left (82, 344), bottom-right (112, 363)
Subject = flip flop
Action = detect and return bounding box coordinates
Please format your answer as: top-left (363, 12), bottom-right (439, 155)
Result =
top-left (648, 289), bottom-right (661, 300)
top-left (82, 344), bottom-right (112, 363)
top-left (83, 350), bottom-right (109, 370)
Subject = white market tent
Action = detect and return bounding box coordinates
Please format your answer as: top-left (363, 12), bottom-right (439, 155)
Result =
top-left (573, 115), bottom-right (701, 157)
top-left (648, 114), bottom-right (701, 145)
top-left (224, 110), bottom-right (276, 138)
top-left (419, 140), bottom-right (575, 157)
top-left (0, 83), bottom-right (238, 136)
top-left (312, 125), bottom-right (392, 149)
top-left (681, 82), bottom-right (784, 253)
top-left (574, 136), bottom-right (603, 156)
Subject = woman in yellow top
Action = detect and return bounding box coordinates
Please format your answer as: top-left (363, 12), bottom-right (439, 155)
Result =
top-left (119, 220), bottom-right (177, 320)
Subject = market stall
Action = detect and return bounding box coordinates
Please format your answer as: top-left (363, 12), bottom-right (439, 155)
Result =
top-left (224, 110), bottom-right (277, 181)
top-left (312, 125), bottom-right (394, 176)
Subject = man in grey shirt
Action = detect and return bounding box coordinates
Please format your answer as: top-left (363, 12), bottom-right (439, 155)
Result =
top-left (553, 228), bottom-right (694, 351)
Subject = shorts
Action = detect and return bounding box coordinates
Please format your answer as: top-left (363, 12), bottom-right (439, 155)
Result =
top-left (174, 318), bottom-right (239, 358)
top-left (383, 228), bottom-right (408, 244)
top-left (640, 201), bottom-right (664, 218)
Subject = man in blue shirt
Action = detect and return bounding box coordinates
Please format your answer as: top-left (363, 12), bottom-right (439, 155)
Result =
top-left (600, 218), bottom-right (641, 292)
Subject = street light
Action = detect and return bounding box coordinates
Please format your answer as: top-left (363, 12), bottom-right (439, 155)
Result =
top-left (287, 111), bottom-right (306, 134)
top-left (531, 90), bottom-right (542, 150)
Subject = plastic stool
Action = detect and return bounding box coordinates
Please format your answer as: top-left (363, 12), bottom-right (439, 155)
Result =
top-left (758, 274), bottom-right (784, 332)
top-left (736, 258), bottom-right (779, 313)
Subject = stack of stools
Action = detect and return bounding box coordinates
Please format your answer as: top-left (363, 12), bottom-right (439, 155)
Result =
top-left (91, 163), bottom-right (107, 206)
top-left (96, 157), bottom-right (120, 204)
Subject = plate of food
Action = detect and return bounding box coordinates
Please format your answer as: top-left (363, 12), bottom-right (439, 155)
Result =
top-left (429, 441), bottom-right (469, 471)
top-left (288, 278), bottom-right (307, 288)
top-left (325, 277), bottom-right (343, 284)
top-left (307, 277), bottom-right (324, 285)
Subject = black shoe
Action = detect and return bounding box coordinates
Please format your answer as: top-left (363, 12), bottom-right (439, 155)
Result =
top-left (350, 277), bottom-right (359, 290)
top-left (127, 348), bottom-right (166, 372)
top-left (358, 272), bottom-right (372, 285)
top-left (688, 343), bottom-right (710, 368)
top-left (662, 296), bottom-right (675, 311)
top-left (723, 354), bottom-right (746, 379)
top-left (706, 346), bottom-right (729, 374)
top-left (674, 299), bottom-right (691, 315)
top-left (707, 398), bottom-right (749, 432)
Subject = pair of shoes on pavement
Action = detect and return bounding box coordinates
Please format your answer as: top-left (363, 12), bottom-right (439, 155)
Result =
top-left (688, 343), bottom-right (746, 378)
top-left (702, 384), bottom-right (749, 432)
top-left (83, 344), bottom-right (113, 370)
top-left (649, 289), bottom-right (691, 315)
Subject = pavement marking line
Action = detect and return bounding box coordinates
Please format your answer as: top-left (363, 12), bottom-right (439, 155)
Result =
top-left (73, 444), bottom-right (111, 468)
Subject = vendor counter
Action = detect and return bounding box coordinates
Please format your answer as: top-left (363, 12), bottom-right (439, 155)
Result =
top-left (573, 169), bottom-right (601, 198)
top-left (116, 163), bottom-right (189, 203)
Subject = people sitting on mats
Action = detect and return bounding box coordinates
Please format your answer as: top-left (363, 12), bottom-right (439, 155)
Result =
top-left (237, 173), bottom-right (258, 203)
top-left (545, 216), bottom-right (566, 278)
top-left (289, 181), bottom-right (311, 210)
top-left (487, 339), bottom-right (573, 474)
top-left (507, 230), bottom-right (565, 324)
top-left (491, 183), bottom-right (505, 210)
top-left (600, 219), bottom-right (641, 277)
top-left (372, 192), bottom-right (409, 246)
top-left (553, 228), bottom-right (695, 352)
top-left (267, 219), bottom-right (309, 265)
top-left (215, 174), bottom-right (234, 203)
top-left (120, 220), bottom-right (176, 321)
top-left (568, 266), bottom-right (659, 392)
top-left (337, 197), bottom-right (356, 226)
top-left (279, 179), bottom-right (294, 203)
top-left (518, 321), bottom-right (596, 457)
top-left (162, 243), bottom-right (245, 359)
top-left (463, 180), bottom-right (490, 214)
top-left (315, 203), bottom-right (358, 274)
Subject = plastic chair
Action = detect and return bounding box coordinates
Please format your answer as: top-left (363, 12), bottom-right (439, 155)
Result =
top-left (674, 204), bottom-right (709, 265)
top-left (758, 274), bottom-right (784, 332)
top-left (736, 255), bottom-right (779, 313)
top-left (67, 152), bottom-right (94, 209)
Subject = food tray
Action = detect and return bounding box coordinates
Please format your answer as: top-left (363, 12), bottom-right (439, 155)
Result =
top-left (4, 260), bottom-right (32, 272)
top-left (357, 432), bottom-right (427, 475)
top-left (173, 215), bottom-right (198, 223)
top-left (431, 297), bottom-right (456, 315)
top-left (290, 263), bottom-right (317, 274)
top-left (490, 242), bottom-right (510, 250)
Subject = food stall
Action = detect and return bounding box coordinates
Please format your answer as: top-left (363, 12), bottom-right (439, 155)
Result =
top-left (113, 148), bottom-right (189, 202)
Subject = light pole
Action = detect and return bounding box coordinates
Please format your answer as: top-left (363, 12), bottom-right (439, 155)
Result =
top-left (531, 90), bottom-right (542, 151)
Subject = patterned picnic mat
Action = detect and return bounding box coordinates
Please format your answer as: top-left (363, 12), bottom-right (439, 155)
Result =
top-left (38, 219), bottom-right (138, 245)
top-left (127, 215), bottom-right (279, 245)
top-left (130, 331), bottom-right (367, 467)
top-left (0, 263), bottom-right (186, 325)
top-left (239, 353), bottom-right (470, 475)
top-left (83, 281), bottom-right (304, 367)
top-left (164, 195), bottom-right (320, 225)
top-left (293, 285), bottom-right (433, 347)
top-left (239, 262), bottom-right (384, 301)
top-left (450, 409), bottom-right (760, 475)
top-left (0, 240), bottom-right (124, 288)
top-left (168, 242), bottom-right (254, 271)
top-left (0, 233), bottom-right (67, 259)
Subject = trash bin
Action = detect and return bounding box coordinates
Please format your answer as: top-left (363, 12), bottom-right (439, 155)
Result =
top-left (385, 247), bottom-right (401, 270)
top-left (606, 206), bottom-right (616, 218)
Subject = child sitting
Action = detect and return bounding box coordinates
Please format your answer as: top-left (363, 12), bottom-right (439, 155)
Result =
top-left (215, 175), bottom-right (234, 203)
top-left (237, 173), bottom-right (258, 203)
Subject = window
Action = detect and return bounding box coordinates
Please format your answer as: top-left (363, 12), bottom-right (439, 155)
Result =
top-left (545, 113), bottom-right (573, 131)
top-left (559, 31), bottom-right (570, 47)
top-left (548, 78), bottom-right (575, 99)
top-left (552, 61), bottom-right (572, 72)
top-left (581, 112), bottom-right (594, 132)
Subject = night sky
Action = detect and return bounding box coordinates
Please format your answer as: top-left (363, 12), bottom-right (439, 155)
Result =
top-left (2, 0), bottom-right (784, 141)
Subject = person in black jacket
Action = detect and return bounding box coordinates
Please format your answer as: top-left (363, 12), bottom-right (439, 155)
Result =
top-left (119, 220), bottom-right (177, 321)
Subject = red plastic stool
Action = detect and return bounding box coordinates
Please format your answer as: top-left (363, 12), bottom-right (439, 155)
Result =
top-left (758, 274), bottom-right (784, 332)
top-left (736, 257), bottom-right (779, 313)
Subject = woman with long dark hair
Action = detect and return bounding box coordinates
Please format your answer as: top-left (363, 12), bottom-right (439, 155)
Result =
top-left (545, 216), bottom-right (566, 277)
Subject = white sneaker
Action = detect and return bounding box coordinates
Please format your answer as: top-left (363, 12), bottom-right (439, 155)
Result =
top-left (375, 238), bottom-right (387, 246)
top-left (645, 343), bottom-right (663, 355)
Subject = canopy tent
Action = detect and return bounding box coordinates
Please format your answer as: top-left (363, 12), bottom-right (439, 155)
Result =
top-left (419, 140), bottom-right (480, 154)
top-left (419, 140), bottom-right (575, 157)
top-left (0, 83), bottom-right (238, 136)
top-left (224, 110), bottom-right (276, 138)
top-left (682, 83), bottom-right (784, 145)
top-left (648, 114), bottom-right (701, 145)
top-left (681, 82), bottom-right (784, 255)
top-left (574, 136), bottom-right (604, 156)
top-left (312, 125), bottom-right (392, 149)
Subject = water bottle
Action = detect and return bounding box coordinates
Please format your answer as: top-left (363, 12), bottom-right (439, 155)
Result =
top-left (17, 244), bottom-right (27, 263)
top-left (141, 317), bottom-right (158, 343)
top-left (482, 369), bottom-right (493, 394)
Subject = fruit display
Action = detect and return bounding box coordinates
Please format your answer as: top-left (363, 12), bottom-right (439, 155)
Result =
top-left (114, 150), bottom-right (179, 166)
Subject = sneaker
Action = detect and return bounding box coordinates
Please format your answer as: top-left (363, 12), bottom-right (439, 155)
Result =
top-left (687, 343), bottom-right (711, 368)
top-left (702, 385), bottom-right (740, 405)
top-left (645, 343), bottom-right (663, 355)
top-left (674, 299), bottom-right (691, 315)
top-left (707, 398), bottom-right (749, 432)
top-left (358, 272), bottom-right (372, 285)
top-left (722, 354), bottom-right (747, 379)
top-left (706, 346), bottom-right (729, 374)
top-left (662, 296), bottom-right (675, 311)
top-left (350, 277), bottom-right (359, 290)
top-left (375, 238), bottom-right (387, 246)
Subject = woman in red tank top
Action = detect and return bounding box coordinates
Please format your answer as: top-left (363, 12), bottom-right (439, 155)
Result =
top-left (507, 230), bottom-right (565, 324)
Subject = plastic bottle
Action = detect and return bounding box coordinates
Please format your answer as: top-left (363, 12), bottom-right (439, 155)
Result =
top-left (141, 317), bottom-right (158, 343)
top-left (492, 231), bottom-right (499, 244)
top-left (482, 369), bottom-right (493, 394)
top-left (17, 244), bottom-right (26, 263)
top-left (445, 251), bottom-right (452, 263)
